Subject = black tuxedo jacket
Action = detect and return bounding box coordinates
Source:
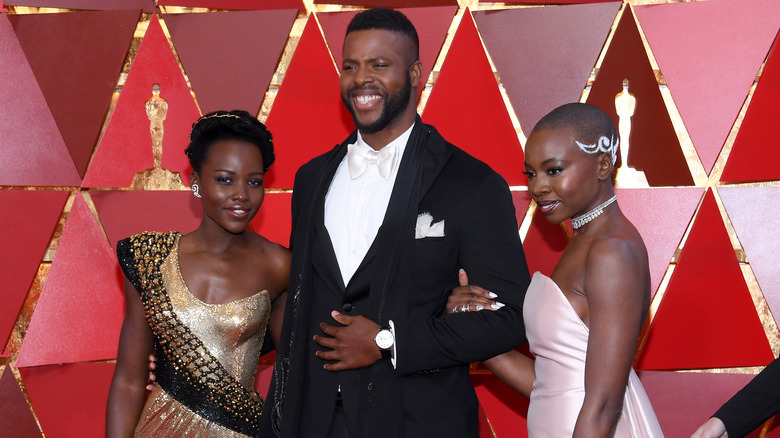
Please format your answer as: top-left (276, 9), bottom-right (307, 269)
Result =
top-left (715, 357), bottom-right (780, 437)
top-left (261, 118), bottom-right (530, 438)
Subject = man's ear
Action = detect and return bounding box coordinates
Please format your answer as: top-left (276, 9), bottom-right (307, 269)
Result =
top-left (409, 60), bottom-right (423, 89)
top-left (597, 153), bottom-right (614, 181)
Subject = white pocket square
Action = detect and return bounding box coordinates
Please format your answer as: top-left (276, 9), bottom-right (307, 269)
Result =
top-left (415, 212), bottom-right (445, 239)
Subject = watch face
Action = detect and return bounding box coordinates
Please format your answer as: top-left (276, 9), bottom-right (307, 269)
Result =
top-left (375, 329), bottom-right (394, 349)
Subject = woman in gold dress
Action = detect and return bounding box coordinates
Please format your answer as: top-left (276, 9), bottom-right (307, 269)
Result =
top-left (106, 111), bottom-right (290, 438)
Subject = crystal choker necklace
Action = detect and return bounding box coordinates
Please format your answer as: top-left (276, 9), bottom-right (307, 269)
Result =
top-left (571, 194), bottom-right (617, 230)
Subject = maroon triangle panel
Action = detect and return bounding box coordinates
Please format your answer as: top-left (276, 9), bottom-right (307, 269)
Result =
top-left (16, 194), bottom-right (124, 367)
top-left (522, 211), bottom-right (568, 278)
top-left (636, 190), bottom-right (774, 370)
top-left (90, 190), bottom-right (202, 248)
top-left (511, 191), bottom-right (532, 231)
top-left (264, 14), bottom-right (354, 189)
top-left (638, 370), bottom-right (762, 437)
top-left (616, 188), bottom-right (702, 298)
top-left (19, 363), bottom-right (115, 438)
top-left (9, 10), bottom-right (140, 179)
top-left (82, 14), bottom-right (200, 188)
top-left (719, 187), bottom-right (780, 329)
top-left (472, 373), bottom-right (529, 437)
top-left (4, 0), bottom-right (155, 10)
top-left (0, 367), bottom-right (44, 438)
top-left (318, 6), bottom-right (456, 102)
top-left (635, 0), bottom-right (780, 174)
top-left (315, 0), bottom-right (456, 6)
top-left (0, 15), bottom-right (81, 187)
top-left (474, 3), bottom-right (619, 136)
top-left (587, 7), bottom-right (693, 187)
top-left (158, 0), bottom-right (304, 11)
top-left (165, 10), bottom-right (297, 116)
top-left (422, 11), bottom-right (526, 186)
top-left (721, 32), bottom-right (780, 183)
top-left (0, 190), bottom-right (68, 353)
top-left (250, 192), bottom-right (292, 247)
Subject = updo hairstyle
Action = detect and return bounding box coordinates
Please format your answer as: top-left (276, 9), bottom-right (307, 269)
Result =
top-left (185, 110), bottom-right (275, 174)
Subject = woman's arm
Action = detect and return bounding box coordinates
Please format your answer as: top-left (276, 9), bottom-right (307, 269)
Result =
top-left (573, 239), bottom-right (649, 438)
top-left (481, 350), bottom-right (535, 398)
top-left (106, 278), bottom-right (154, 438)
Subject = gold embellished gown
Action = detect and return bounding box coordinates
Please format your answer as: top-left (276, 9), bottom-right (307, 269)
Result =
top-left (117, 232), bottom-right (271, 438)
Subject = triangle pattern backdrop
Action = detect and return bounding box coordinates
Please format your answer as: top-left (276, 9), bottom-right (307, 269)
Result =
top-left (0, 14), bottom-right (81, 187)
top-left (5, 0), bottom-right (156, 10)
top-left (636, 190), bottom-right (774, 370)
top-left (9, 10), bottom-right (140, 178)
top-left (721, 31), bottom-right (780, 183)
top-left (634, 0), bottom-right (780, 174)
top-left (264, 13), bottom-right (354, 189)
top-left (165, 9), bottom-right (297, 116)
top-left (587, 6), bottom-right (693, 187)
top-left (473, 2), bottom-right (619, 136)
top-left (0, 366), bottom-right (44, 438)
top-left (83, 14), bottom-right (199, 188)
top-left (158, 0), bottom-right (304, 11)
top-left (422, 10), bottom-right (526, 186)
top-left (16, 194), bottom-right (124, 368)
top-left (0, 190), bottom-right (68, 353)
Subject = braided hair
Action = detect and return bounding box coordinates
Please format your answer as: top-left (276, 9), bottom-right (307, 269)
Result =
top-left (185, 110), bottom-right (275, 173)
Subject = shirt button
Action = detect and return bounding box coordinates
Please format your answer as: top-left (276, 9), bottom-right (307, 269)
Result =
top-left (342, 303), bottom-right (353, 312)
top-left (357, 209), bottom-right (362, 215)
top-left (351, 249), bottom-right (357, 255)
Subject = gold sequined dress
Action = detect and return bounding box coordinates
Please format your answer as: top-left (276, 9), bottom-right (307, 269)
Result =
top-left (117, 232), bottom-right (271, 438)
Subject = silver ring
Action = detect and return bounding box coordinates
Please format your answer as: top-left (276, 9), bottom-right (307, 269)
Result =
top-left (462, 304), bottom-right (469, 313)
top-left (451, 306), bottom-right (458, 314)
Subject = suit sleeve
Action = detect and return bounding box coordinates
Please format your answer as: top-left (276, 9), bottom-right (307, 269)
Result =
top-left (393, 171), bottom-right (530, 375)
top-left (714, 357), bottom-right (780, 437)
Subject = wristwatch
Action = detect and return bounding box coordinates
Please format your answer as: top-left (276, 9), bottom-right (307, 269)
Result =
top-left (374, 327), bottom-right (394, 360)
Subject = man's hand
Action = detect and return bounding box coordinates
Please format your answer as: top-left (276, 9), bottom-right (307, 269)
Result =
top-left (314, 311), bottom-right (382, 371)
top-left (690, 418), bottom-right (727, 438)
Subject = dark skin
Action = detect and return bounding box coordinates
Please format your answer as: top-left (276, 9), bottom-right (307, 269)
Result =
top-left (447, 128), bottom-right (651, 437)
top-left (106, 139), bottom-right (290, 438)
top-left (312, 28), bottom-right (423, 372)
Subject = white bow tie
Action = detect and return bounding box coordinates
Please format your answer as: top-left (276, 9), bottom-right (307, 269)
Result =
top-left (347, 143), bottom-right (397, 180)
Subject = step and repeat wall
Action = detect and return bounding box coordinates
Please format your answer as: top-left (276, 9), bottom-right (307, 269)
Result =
top-left (1, 0), bottom-right (779, 436)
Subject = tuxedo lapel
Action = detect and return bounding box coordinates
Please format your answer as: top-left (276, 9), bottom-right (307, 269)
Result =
top-left (419, 124), bottom-right (453, 200)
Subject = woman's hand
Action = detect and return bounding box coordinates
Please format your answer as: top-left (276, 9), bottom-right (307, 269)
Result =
top-left (690, 418), bottom-right (727, 438)
top-left (446, 269), bottom-right (504, 314)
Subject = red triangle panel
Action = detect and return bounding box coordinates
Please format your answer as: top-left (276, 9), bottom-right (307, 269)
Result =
top-left (90, 190), bottom-right (202, 248)
top-left (719, 187), bottom-right (780, 329)
top-left (264, 14), bottom-right (354, 189)
top-left (472, 373), bottom-right (529, 438)
top-left (511, 191), bottom-right (532, 230)
top-left (0, 367), bottom-right (43, 438)
top-left (83, 15), bottom-right (200, 188)
top-left (422, 11), bottom-right (526, 186)
top-left (0, 190), bottom-right (68, 352)
top-left (4, 0), bottom-right (155, 10)
top-left (587, 7), bottom-right (693, 187)
top-left (0, 15), bottom-right (81, 187)
top-left (158, 0), bottom-right (304, 10)
top-left (318, 6), bottom-right (456, 101)
top-left (522, 210), bottom-right (568, 278)
top-left (165, 10), bottom-right (297, 116)
top-left (636, 190), bottom-right (774, 370)
top-left (474, 3), bottom-right (619, 136)
top-left (616, 188), bottom-right (702, 298)
top-left (721, 33), bottom-right (780, 183)
top-left (19, 363), bottom-right (115, 438)
top-left (635, 0), bottom-right (780, 174)
top-left (316, 0), bottom-right (455, 6)
top-left (16, 194), bottom-right (124, 367)
top-left (638, 371), bottom-right (761, 438)
top-left (250, 192), bottom-right (292, 247)
top-left (9, 10), bottom-right (140, 179)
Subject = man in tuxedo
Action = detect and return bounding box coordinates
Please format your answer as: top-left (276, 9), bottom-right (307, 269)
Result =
top-left (261, 8), bottom-right (530, 438)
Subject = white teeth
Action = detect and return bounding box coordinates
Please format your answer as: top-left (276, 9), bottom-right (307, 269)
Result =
top-left (232, 210), bottom-right (247, 214)
top-left (355, 95), bottom-right (380, 104)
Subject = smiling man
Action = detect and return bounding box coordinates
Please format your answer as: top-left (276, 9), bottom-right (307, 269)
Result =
top-left (261, 8), bottom-right (531, 438)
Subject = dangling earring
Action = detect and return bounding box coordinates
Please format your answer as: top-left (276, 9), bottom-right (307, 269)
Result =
top-left (192, 184), bottom-right (201, 198)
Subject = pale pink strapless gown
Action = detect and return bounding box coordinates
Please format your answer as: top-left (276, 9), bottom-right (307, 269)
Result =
top-left (524, 272), bottom-right (664, 437)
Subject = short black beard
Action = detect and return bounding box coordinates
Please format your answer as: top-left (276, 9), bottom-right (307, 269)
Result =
top-left (343, 73), bottom-right (412, 134)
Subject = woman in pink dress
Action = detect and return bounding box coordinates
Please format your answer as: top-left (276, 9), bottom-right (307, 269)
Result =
top-left (448, 103), bottom-right (663, 437)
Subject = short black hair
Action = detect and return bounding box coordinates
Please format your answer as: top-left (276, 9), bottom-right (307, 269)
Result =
top-left (346, 7), bottom-right (420, 61)
top-left (534, 103), bottom-right (618, 147)
top-left (185, 110), bottom-right (275, 174)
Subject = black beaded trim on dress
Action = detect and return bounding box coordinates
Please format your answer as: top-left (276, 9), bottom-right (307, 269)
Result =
top-left (117, 232), bottom-right (263, 437)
